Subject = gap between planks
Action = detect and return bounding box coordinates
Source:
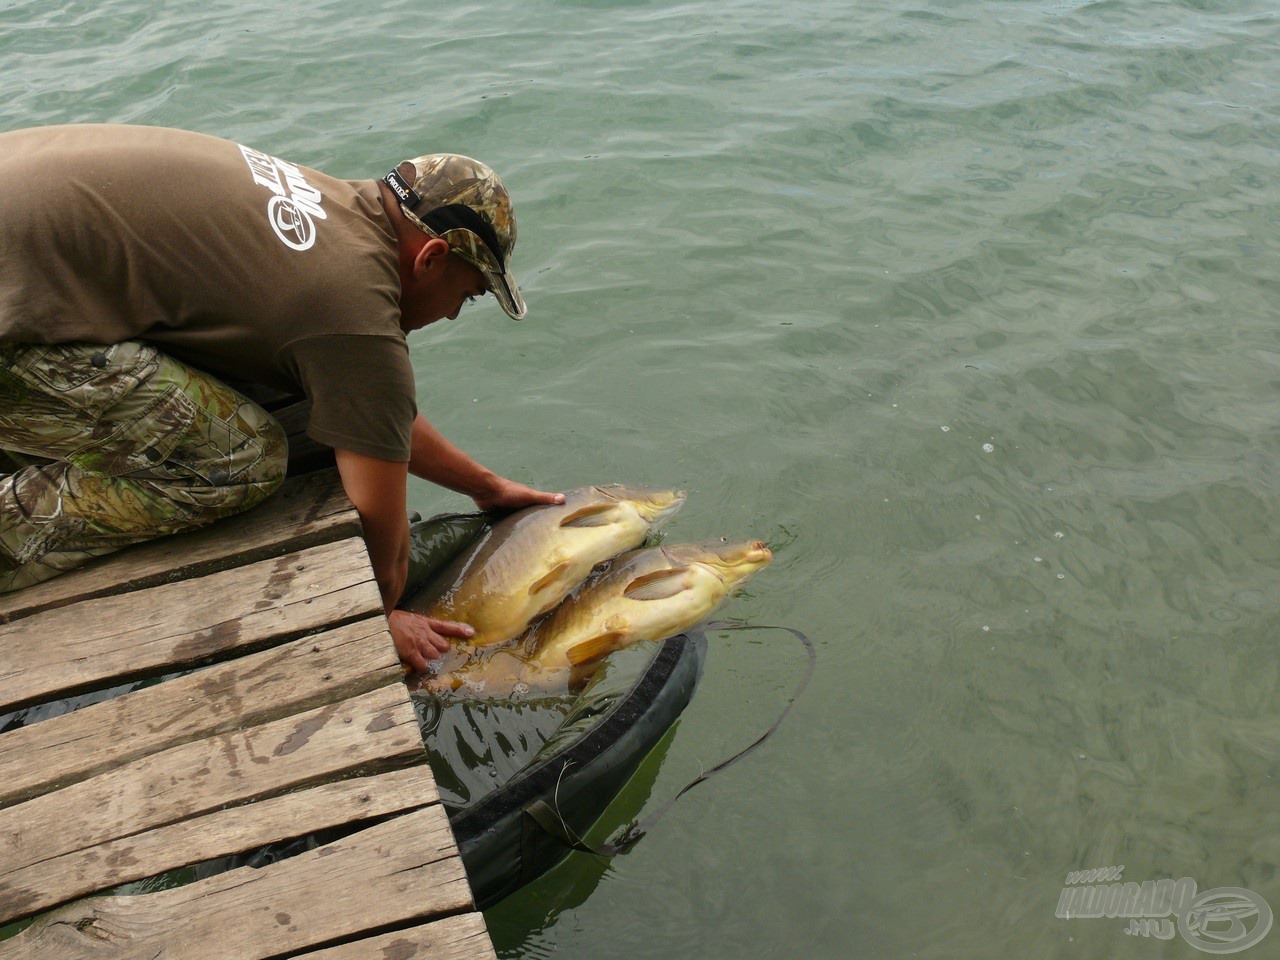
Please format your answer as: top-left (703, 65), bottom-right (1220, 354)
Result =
top-left (0, 616), bottom-right (404, 809)
top-left (292, 912), bottom-right (497, 960)
top-left (0, 765), bottom-right (443, 927)
top-left (1, 803), bottom-right (482, 960)
top-left (0, 537), bottom-right (384, 714)
top-left (0, 683), bottom-right (427, 898)
top-left (0, 468), bottom-right (358, 625)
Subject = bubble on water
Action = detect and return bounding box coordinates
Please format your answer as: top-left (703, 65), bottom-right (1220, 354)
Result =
top-left (1057, 573), bottom-right (1065, 580)
top-left (982, 443), bottom-right (995, 453)
top-left (975, 514), bottom-right (982, 520)
top-left (982, 625), bottom-right (990, 632)
top-left (941, 425), bottom-right (950, 432)
top-left (1034, 556), bottom-right (1043, 563)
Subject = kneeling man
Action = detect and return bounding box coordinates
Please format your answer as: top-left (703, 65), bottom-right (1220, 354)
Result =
top-left (0, 123), bottom-right (562, 671)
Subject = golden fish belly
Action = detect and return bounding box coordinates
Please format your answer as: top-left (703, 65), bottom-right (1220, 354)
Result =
top-left (424, 518), bottom-right (646, 644)
top-left (529, 568), bottom-right (727, 670)
top-left (406, 485), bottom-right (684, 647)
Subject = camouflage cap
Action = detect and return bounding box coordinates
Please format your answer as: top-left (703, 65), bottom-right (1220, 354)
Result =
top-left (383, 154), bottom-right (527, 320)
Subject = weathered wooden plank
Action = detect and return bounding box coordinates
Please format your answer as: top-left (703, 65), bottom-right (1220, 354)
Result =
top-left (0, 766), bottom-right (440, 926)
top-left (0, 683), bottom-right (424, 892)
top-left (0, 617), bottom-right (404, 810)
top-left (1, 804), bottom-right (474, 960)
top-left (0, 469), bottom-right (359, 624)
top-left (272, 397), bottom-right (311, 435)
top-left (0, 537), bottom-right (383, 713)
top-left (293, 913), bottom-right (497, 960)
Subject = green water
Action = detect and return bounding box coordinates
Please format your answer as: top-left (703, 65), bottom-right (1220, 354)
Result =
top-left (4, 0), bottom-right (1279, 956)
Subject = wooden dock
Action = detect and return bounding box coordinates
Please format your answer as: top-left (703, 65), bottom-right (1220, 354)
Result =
top-left (0, 407), bottom-right (498, 958)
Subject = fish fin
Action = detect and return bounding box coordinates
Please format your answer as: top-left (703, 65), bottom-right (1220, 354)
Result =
top-left (623, 568), bottom-right (692, 601)
top-left (566, 631), bottom-right (627, 667)
top-left (559, 503), bottom-right (618, 527)
top-left (528, 560), bottom-right (572, 597)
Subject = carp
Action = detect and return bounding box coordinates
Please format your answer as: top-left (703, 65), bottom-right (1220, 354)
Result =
top-left (402, 484), bottom-right (685, 648)
top-left (420, 539), bottom-right (773, 696)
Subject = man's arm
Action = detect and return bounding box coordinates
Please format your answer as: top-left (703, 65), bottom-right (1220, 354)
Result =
top-left (332, 448), bottom-right (409, 608)
top-left (333, 447), bottom-right (473, 671)
top-left (407, 412), bottom-right (564, 511)
top-left (333, 414), bottom-right (561, 672)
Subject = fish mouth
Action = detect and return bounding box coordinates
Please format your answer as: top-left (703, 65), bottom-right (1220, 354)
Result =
top-left (644, 490), bottom-right (687, 525)
top-left (665, 539), bottom-right (774, 571)
top-left (595, 484), bottom-right (687, 524)
top-left (724, 539), bottom-right (773, 568)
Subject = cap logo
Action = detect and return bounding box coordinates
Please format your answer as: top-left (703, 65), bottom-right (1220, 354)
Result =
top-left (384, 168), bottom-right (416, 205)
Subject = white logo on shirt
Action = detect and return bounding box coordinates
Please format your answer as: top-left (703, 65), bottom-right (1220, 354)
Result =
top-left (239, 144), bottom-right (328, 251)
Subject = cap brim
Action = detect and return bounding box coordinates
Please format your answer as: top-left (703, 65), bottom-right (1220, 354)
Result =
top-left (483, 266), bottom-right (527, 321)
top-left (405, 212), bottom-right (527, 320)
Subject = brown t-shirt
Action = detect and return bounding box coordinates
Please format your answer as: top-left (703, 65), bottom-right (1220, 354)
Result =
top-left (0, 123), bottom-right (416, 461)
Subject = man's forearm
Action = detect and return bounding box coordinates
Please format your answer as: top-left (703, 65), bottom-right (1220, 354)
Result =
top-left (406, 413), bottom-right (566, 515)
top-left (363, 512), bottom-right (410, 610)
top-left (333, 447), bottom-right (412, 610)
top-left (407, 413), bottom-right (499, 498)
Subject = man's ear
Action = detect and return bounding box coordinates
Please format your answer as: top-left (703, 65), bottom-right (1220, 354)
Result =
top-left (412, 236), bottom-right (452, 278)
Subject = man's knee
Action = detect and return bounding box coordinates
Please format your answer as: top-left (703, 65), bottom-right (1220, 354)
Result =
top-left (1, 340), bottom-right (290, 521)
top-left (0, 343), bottom-right (291, 591)
top-left (138, 383), bottom-right (288, 520)
top-left (239, 411), bottom-right (288, 501)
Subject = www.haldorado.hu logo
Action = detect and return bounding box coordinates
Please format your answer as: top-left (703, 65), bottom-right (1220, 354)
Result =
top-left (1057, 866), bottom-right (1272, 953)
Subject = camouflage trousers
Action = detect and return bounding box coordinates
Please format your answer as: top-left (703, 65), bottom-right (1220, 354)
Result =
top-left (0, 341), bottom-right (287, 592)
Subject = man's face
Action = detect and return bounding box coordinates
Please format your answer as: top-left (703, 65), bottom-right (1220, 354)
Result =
top-left (400, 247), bottom-right (490, 333)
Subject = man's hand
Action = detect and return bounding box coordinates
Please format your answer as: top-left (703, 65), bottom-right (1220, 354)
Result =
top-left (388, 610), bottom-right (475, 673)
top-left (472, 478), bottom-right (565, 513)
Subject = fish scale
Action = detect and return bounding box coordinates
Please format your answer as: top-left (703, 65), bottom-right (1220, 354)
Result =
top-left (419, 539), bottom-right (773, 697)
top-left (403, 483), bottom-right (685, 648)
